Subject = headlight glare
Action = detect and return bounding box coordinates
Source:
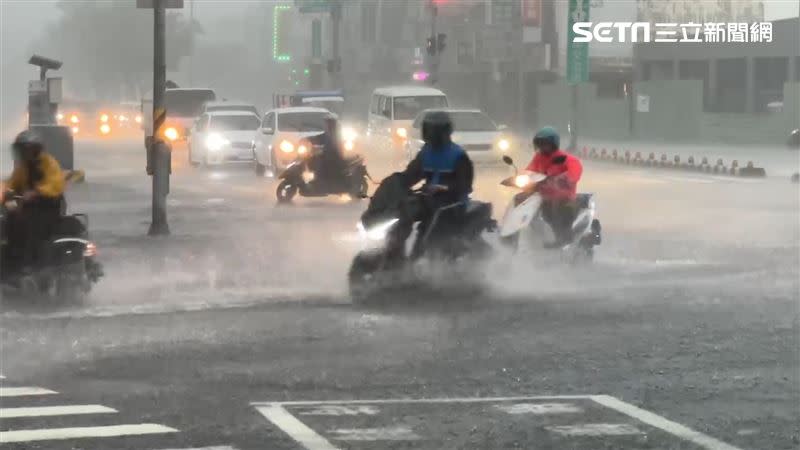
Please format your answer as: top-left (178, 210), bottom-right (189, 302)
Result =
top-left (279, 140), bottom-right (294, 153)
top-left (206, 133), bottom-right (229, 151)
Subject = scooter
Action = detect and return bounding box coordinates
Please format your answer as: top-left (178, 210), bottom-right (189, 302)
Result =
top-left (348, 173), bottom-right (495, 304)
top-left (0, 195), bottom-right (103, 301)
top-left (275, 140), bottom-right (369, 203)
top-left (498, 155), bottom-right (601, 263)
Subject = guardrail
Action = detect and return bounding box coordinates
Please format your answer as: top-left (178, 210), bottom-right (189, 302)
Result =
top-left (576, 146), bottom-right (768, 178)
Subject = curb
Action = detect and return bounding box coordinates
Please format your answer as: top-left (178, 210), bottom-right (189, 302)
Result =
top-left (578, 146), bottom-right (767, 178)
top-left (65, 170), bottom-right (86, 184)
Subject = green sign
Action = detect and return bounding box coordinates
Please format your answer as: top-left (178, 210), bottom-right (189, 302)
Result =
top-left (273, 5), bottom-right (292, 62)
top-left (566, 0), bottom-right (589, 84)
top-left (295, 0), bottom-right (329, 13)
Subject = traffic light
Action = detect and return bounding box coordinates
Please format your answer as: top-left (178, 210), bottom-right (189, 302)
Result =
top-left (437, 33), bottom-right (446, 52)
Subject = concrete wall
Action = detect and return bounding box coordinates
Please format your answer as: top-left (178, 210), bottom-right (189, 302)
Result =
top-left (536, 80), bottom-right (799, 146)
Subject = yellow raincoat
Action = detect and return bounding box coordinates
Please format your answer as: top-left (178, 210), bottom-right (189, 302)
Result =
top-left (6, 153), bottom-right (65, 198)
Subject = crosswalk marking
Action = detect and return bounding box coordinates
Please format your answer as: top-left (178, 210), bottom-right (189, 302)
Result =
top-left (0, 404), bottom-right (117, 419)
top-left (153, 446), bottom-right (238, 450)
top-left (0, 423), bottom-right (179, 444)
top-left (0, 387), bottom-right (58, 397)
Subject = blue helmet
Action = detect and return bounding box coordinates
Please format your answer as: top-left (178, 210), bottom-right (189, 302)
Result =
top-left (533, 126), bottom-right (560, 150)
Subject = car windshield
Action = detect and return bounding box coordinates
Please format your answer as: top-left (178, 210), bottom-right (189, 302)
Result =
top-left (278, 112), bottom-right (328, 132)
top-left (209, 115), bottom-right (260, 131)
top-left (208, 105), bottom-right (259, 116)
top-left (165, 90), bottom-right (216, 117)
top-left (449, 112), bottom-right (497, 132)
top-left (393, 96), bottom-right (448, 120)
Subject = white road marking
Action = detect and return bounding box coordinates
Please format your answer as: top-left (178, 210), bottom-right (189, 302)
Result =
top-left (255, 405), bottom-right (340, 450)
top-left (0, 387), bottom-right (58, 397)
top-left (206, 198), bottom-right (225, 204)
top-left (0, 404), bottom-right (116, 418)
top-left (0, 423), bottom-right (178, 444)
top-left (591, 395), bottom-right (743, 450)
top-left (152, 447), bottom-right (238, 450)
top-left (546, 423), bottom-right (643, 436)
top-left (495, 402), bottom-right (583, 415)
top-left (297, 405), bottom-right (379, 416)
top-left (252, 395), bottom-right (589, 407)
top-left (328, 426), bottom-right (421, 441)
top-left (0, 374), bottom-right (6, 379)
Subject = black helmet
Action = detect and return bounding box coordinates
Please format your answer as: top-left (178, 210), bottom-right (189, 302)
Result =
top-left (421, 110), bottom-right (452, 148)
top-left (12, 130), bottom-right (43, 159)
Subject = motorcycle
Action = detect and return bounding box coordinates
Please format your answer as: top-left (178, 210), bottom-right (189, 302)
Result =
top-left (348, 173), bottom-right (496, 304)
top-left (498, 155), bottom-right (601, 263)
top-left (0, 195), bottom-right (103, 301)
top-left (275, 139), bottom-right (369, 203)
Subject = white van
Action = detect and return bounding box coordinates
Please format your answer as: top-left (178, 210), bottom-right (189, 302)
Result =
top-left (367, 86), bottom-right (448, 151)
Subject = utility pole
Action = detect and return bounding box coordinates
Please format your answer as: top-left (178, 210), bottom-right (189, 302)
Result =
top-left (329, 0), bottom-right (342, 89)
top-left (149, 0), bottom-right (170, 236)
top-left (188, 0), bottom-right (194, 85)
top-left (428, 0), bottom-right (439, 85)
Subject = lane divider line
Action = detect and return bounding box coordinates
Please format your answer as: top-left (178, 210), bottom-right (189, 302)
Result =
top-left (0, 404), bottom-right (117, 419)
top-left (0, 423), bottom-right (179, 444)
top-left (0, 387), bottom-right (58, 397)
top-left (152, 446), bottom-right (238, 450)
top-left (591, 395), bottom-right (743, 450)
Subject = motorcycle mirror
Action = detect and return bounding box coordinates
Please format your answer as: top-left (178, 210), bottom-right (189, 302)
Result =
top-left (502, 155), bottom-right (514, 166)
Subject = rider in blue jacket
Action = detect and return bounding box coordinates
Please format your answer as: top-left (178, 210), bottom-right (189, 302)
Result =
top-left (390, 111), bottom-right (474, 259)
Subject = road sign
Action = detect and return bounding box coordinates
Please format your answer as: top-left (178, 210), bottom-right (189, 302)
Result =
top-left (566, 0), bottom-right (589, 84)
top-left (136, 0), bottom-right (184, 8)
top-left (295, 0), bottom-right (329, 13)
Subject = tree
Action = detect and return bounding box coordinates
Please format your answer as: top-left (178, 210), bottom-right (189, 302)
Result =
top-left (29, 1), bottom-right (197, 100)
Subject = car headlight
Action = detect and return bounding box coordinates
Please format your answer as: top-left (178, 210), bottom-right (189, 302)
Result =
top-left (341, 126), bottom-right (358, 142)
top-left (99, 123), bottom-right (111, 135)
top-left (514, 174), bottom-right (531, 188)
top-left (357, 218), bottom-right (400, 241)
top-left (100, 113), bottom-right (109, 123)
top-left (206, 133), bottom-right (230, 151)
top-left (135, 115), bottom-right (143, 124)
top-left (279, 140), bottom-right (295, 153)
top-left (71, 126), bottom-right (80, 134)
top-left (395, 127), bottom-right (407, 139)
top-left (497, 138), bottom-right (510, 152)
top-left (164, 127), bottom-right (179, 141)
top-left (56, 113), bottom-right (64, 121)
top-left (70, 115), bottom-right (79, 124)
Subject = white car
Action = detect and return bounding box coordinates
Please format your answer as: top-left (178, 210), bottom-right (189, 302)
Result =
top-left (253, 106), bottom-right (331, 175)
top-left (405, 108), bottom-right (514, 164)
top-left (188, 111), bottom-right (260, 166)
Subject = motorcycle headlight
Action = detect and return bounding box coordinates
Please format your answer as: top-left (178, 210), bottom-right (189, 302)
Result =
top-left (497, 138), bottom-right (510, 152)
top-left (279, 140), bottom-right (295, 153)
top-left (100, 113), bottom-right (109, 123)
top-left (206, 133), bottom-right (230, 151)
top-left (344, 140), bottom-right (355, 151)
top-left (341, 126), bottom-right (358, 142)
top-left (99, 123), bottom-right (111, 135)
top-left (358, 218), bottom-right (400, 241)
top-left (70, 115), bottom-right (79, 124)
top-left (164, 127), bottom-right (179, 141)
top-left (395, 127), bottom-right (407, 139)
top-left (514, 174), bottom-right (531, 188)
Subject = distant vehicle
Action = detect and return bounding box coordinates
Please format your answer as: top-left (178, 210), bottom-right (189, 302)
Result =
top-left (789, 129), bottom-right (799, 149)
top-left (57, 100), bottom-right (130, 138)
top-left (405, 108), bottom-right (514, 164)
top-left (253, 106), bottom-right (331, 175)
top-left (143, 88), bottom-right (216, 142)
top-left (201, 101), bottom-right (260, 118)
top-left (367, 85), bottom-right (448, 151)
top-left (188, 110), bottom-right (260, 167)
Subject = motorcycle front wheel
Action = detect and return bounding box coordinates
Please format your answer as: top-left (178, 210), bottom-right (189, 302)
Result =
top-left (276, 180), bottom-right (298, 203)
top-left (348, 251), bottom-right (385, 305)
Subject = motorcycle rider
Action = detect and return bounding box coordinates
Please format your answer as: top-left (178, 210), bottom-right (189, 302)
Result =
top-left (390, 110), bottom-right (474, 260)
top-left (307, 113), bottom-right (347, 190)
top-left (2, 130), bottom-right (66, 273)
top-left (515, 126), bottom-right (583, 248)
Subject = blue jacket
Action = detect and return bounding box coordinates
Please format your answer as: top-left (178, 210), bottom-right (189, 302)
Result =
top-left (403, 142), bottom-right (473, 202)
